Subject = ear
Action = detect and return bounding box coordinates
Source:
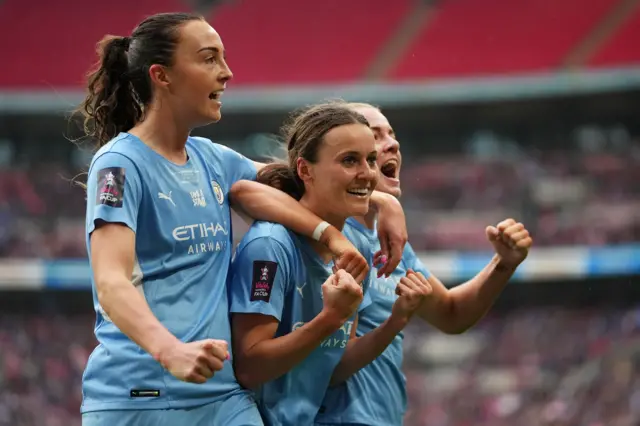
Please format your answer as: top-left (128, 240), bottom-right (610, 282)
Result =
top-left (149, 64), bottom-right (171, 89)
top-left (296, 157), bottom-right (314, 184)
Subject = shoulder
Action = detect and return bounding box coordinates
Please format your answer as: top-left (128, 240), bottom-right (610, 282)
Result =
top-left (187, 136), bottom-right (236, 158)
top-left (239, 221), bottom-right (297, 253)
top-left (234, 222), bottom-right (301, 278)
top-left (89, 134), bottom-right (141, 173)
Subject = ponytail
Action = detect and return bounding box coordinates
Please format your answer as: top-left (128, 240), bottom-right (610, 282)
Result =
top-left (78, 35), bottom-right (143, 148)
top-left (257, 163), bottom-right (305, 201)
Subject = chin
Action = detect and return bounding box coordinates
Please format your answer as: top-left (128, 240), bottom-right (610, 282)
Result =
top-left (344, 199), bottom-right (371, 217)
top-left (209, 111), bottom-right (222, 123)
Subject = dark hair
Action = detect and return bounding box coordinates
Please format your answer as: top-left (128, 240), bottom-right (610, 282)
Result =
top-left (257, 101), bottom-right (370, 201)
top-left (77, 12), bottom-right (203, 148)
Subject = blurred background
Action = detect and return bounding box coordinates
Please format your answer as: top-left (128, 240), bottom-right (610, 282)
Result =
top-left (1, 0), bottom-right (640, 425)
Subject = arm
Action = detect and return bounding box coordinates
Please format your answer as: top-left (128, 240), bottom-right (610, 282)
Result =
top-left (329, 269), bottom-right (431, 385)
top-left (369, 191), bottom-right (408, 277)
top-left (417, 219), bottom-right (533, 334)
top-left (91, 223), bottom-right (180, 359)
top-left (230, 180), bottom-right (368, 283)
top-left (230, 180), bottom-right (342, 246)
top-left (87, 156), bottom-right (179, 361)
top-left (417, 256), bottom-right (514, 334)
top-left (228, 235), bottom-right (344, 389)
top-left (329, 314), bottom-right (407, 386)
top-left (233, 312), bottom-right (342, 389)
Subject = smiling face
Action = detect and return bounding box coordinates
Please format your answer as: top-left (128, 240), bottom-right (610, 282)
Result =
top-left (299, 123), bottom-right (379, 221)
top-left (159, 20), bottom-right (233, 126)
top-left (352, 105), bottom-right (402, 198)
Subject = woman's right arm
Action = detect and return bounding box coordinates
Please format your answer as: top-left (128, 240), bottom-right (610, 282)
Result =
top-left (232, 311), bottom-right (342, 390)
top-left (90, 222), bottom-right (181, 362)
top-left (229, 236), bottom-right (354, 389)
top-left (88, 154), bottom-right (227, 383)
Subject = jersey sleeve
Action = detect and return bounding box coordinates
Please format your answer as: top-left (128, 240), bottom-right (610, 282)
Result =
top-left (402, 243), bottom-right (431, 279)
top-left (229, 236), bottom-right (291, 321)
top-left (216, 143), bottom-right (257, 187)
top-left (86, 152), bottom-right (142, 234)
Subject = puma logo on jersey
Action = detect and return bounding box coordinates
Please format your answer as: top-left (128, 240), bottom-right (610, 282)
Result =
top-left (158, 191), bottom-right (176, 207)
top-left (296, 282), bottom-right (307, 298)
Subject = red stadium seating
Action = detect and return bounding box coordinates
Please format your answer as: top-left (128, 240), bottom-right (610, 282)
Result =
top-left (0, 0), bottom-right (189, 89)
top-left (207, 0), bottom-right (410, 85)
top-left (588, 6), bottom-right (640, 67)
top-left (390, 0), bottom-right (619, 79)
top-left (0, 0), bottom-right (637, 88)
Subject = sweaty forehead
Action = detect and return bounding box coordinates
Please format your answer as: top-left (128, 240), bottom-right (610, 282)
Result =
top-left (177, 20), bottom-right (223, 52)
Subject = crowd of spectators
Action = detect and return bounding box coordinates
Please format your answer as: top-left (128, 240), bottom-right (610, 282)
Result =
top-left (1, 306), bottom-right (639, 426)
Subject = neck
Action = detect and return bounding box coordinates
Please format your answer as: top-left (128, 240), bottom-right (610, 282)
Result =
top-left (355, 209), bottom-right (377, 230)
top-left (299, 194), bottom-right (346, 231)
top-left (299, 194), bottom-right (346, 263)
top-left (129, 101), bottom-right (191, 164)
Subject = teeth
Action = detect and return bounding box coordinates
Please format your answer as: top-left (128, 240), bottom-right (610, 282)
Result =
top-left (347, 188), bottom-right (369, 195)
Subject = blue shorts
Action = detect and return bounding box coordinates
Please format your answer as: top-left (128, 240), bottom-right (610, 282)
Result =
top-left (82, 392), bottom-right (263, 426)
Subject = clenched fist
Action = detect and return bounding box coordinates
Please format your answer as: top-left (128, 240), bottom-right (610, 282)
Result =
top-left (157, 339), bottom-right (229, 384)
top-left (391, 269), bottom-right (432, 323)
top-left (323, 229), bottom-right (369, 284)
top-left (486, 218), bottom-right (533, 269)
top-left (322, 269), bottom-right (364, 323)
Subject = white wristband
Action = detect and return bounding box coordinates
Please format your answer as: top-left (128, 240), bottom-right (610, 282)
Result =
top-left (312, 221), bottom-right (331, 242)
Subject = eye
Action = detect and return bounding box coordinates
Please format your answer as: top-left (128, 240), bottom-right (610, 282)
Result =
top-left (367, 155), bottom-right (378, 166)
top-left (342, 156), bottom-right (356, 166)
top-left (205, 56), bottom-right (217, 64)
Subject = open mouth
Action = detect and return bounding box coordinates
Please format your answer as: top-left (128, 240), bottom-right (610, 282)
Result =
top-left (209, 90), bottom-right (223, 101)
top-left (380, 159), bottom-right (398, 179)
top-left (346, 188), bottom-right (370, 197)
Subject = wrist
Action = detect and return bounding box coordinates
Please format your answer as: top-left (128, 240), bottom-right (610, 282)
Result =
top-left (319, 224), bottom-right (343, 249)
top-left (387, 312), bottom-right (411, 330)
top-left (151, 335), bottom-right (181, 367)
top-left (493, 255), bottom-right (520, 273)
top-left (318, 308), bottom-right (348, 332)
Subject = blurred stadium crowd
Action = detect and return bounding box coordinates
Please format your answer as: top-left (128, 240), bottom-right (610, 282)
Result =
top-left (1, 306), bottom-right (640, 426)
top-left (1, 123), bottom-right (639, 257)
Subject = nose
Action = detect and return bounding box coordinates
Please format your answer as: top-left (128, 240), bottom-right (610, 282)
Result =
top-left (219, 60), bottom-right (233, 82)
top-left (360, 160), bottom-right (378, 182)
top-left (382, 136), bottom-right (399, 155)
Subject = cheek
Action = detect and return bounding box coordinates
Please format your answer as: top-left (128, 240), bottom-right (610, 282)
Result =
top-left (180, 66), bottom-right (210, 95)
top-left (371, 172), bottom-right (379, 188)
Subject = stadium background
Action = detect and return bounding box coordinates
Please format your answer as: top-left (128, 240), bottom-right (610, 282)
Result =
top-left (1, 0), bottom-right (640, 425)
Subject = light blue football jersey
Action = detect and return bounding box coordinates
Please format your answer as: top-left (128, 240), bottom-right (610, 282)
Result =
top-left (229, 221), bottom-right (373, 426)
top-left (315, 217), bottom-right (431, 426)
top-left (82, 133), bottom-right (256, 413)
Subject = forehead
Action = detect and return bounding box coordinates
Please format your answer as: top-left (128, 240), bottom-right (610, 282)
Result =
top-left (176, 20), bottom-right (223, 53)
top-left (354, 107), bottom-right (391, 131)
top-left (320, 123), bottom-right (375, 154)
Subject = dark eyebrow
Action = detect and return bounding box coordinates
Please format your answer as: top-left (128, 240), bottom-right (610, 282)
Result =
top-left (198, 46), bottom-right (220, 54)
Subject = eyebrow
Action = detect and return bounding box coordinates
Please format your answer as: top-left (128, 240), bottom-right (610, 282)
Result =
top-left (371, 125), bottom-right (394, 135)
top-left (338, 150), bottom-right (377, 157)
top-left (198, 46), bottom-right (220, 54)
